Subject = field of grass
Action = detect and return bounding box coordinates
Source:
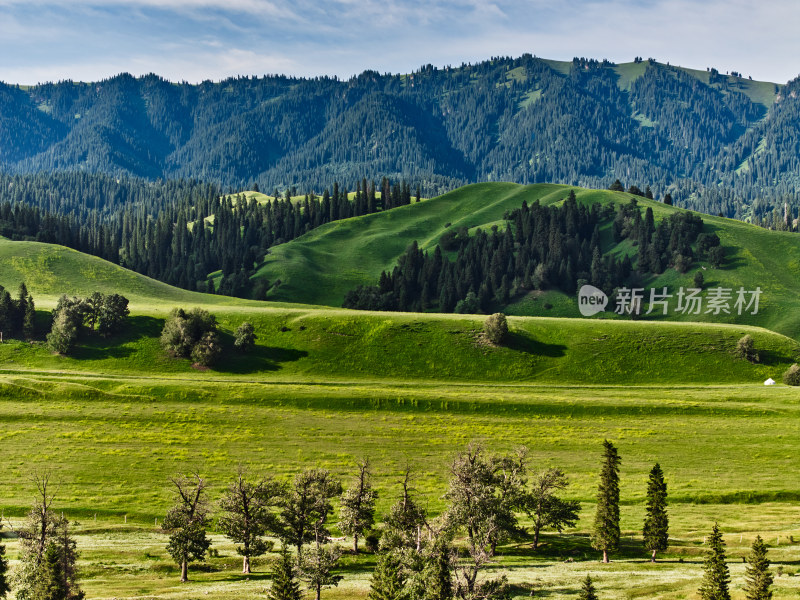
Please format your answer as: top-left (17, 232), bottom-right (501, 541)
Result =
top-left (0, 198), bottom-right (799, 597)
top-left (0, 371), bottom-right (800, 598)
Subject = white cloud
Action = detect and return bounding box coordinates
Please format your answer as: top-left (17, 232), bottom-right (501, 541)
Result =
top-left (0, 0), bottom-right (798, 84)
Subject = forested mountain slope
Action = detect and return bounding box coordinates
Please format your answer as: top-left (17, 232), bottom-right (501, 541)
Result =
top-left (2, 55), bottom-right (798, 218)
top-left (256, 183), bottom-right (800, 339)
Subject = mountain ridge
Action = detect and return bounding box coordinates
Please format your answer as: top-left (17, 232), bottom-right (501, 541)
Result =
top-left (2, 55), bottom-right (799, 219)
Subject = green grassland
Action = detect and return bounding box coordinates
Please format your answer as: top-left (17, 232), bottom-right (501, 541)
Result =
top-left (0, 183), bottom-right (800, 597)
top-left (252, 182), bottom-right (800, 339)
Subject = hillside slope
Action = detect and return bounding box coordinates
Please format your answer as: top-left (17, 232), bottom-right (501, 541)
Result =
top-left (2, 55), bottom-right (796, 216)
top-left (254, 182), bottom-right (800, 339)
top-left (0, 237), bottom-right (300, 310)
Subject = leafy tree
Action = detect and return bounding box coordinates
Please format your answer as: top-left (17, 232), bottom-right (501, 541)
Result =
top-left (218, 469), bottom-right (282, 573)
top-left (744, 535), bottom-right (773, 600)
top-left (267, 546), bottom-right (302, 600)
top-left (592, 440), bottom-right (621, 563)
top-left (693, 271), bottom-right (705, 289)
top-left (191, 331), bottom-right (223, 367)
top-left (162, 473), bottom-right (211, 582)
top-left (699, 523), bottom-right (730, 600)
top-left (96, 294), bottom-right (129, 336)
top-left (338, 459), bottom-right (378, 554)
top-left (444, 443), bottom-right (520, 599)
top-left (279, 469), bottom-right (342, 555)
top-left (380, 467), bottom-right (427, 552)
top-left (578, 575), bottom-right (599, 600)
top-left (643, 463), bottom-right (669, 561)
top-left (523, 468), bottom-right (580, 550)
top-left (708, 245), bottom-right (725, 268)
top-left (234, 321), bottom-right (257, 352)
top-left (367, 552), bottom-right (406, 600)
top-left (454, 292), bottom-right (480, 314)
top-left (160, 307), bottom-right (218, 361)
top-left (735, 335), bottom-right (758, 363)
top-left (782, 364), bottom-right (800, 386)
top-left (299, 544), bottom-right (343, 600)
top-left (483, 313), bottom-right (508, 345)
top-left (46, 310), bottom-right (78, 355)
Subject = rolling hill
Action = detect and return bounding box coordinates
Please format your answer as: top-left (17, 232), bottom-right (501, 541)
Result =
top-left (254, 182), bottom-right (800, 339)
top-left (0, 230), bottom-right (796, 385)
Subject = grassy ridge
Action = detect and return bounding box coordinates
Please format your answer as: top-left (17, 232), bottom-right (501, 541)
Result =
top-left (0, 309), bottom-right (796, 385)
top-left (254, 183), bottom-right (569, 306)
top-left (249, 182), bottom-right (800, 339)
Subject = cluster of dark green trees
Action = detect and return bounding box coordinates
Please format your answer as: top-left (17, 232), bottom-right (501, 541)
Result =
top-left (159, 307), bottom-right (256, 367)
top-left (0, 172), bottom-right (417, 297)
top-left (344, 193), bottom-right (706, 313)
top-left (0, 282), bottom-right (35, 341)
top-left (46, 293), bottom-right (129, 354)
top-left (3, 56), bottom-right (800, 219)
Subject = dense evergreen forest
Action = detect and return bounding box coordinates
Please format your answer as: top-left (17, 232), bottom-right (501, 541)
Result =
top-left (2, 55), bottom-right (800, 219)
top-left (343, 193), bottom-right (708, 313)
top-left (0, 172), bottom-right (418, 295)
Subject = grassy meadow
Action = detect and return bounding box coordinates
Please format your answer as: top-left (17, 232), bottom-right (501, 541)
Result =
top-left (0, 180), bottom-right (799, 598)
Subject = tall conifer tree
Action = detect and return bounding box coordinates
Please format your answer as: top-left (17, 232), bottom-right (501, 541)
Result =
top-left (699, 523), bottom-right (731, 600)
top-left (744, 535), bottom-right (773, 600)
top-left (592, 440), bottom-right (621, 563)
top-left (643, 463), bottom-right (668, 562)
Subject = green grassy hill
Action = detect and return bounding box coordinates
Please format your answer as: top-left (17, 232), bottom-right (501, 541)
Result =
top-left (0, 238), bottom-right (305, 311)
top-left (253, 183), bottom-right (569, 306)
top-left (252, 182), bottom-right (800, 339)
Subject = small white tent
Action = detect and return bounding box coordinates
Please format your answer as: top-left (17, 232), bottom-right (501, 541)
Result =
top-left (764, 378), bottom-right (776, 386)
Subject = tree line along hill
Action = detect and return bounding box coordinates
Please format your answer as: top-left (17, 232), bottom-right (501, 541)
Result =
top-left (1, 54), bottom-right (800, 220)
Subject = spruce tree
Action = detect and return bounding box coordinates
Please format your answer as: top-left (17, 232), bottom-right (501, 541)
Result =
top-left (592, 440), bottom-right (621, 563)
top-left (268, 546), bottom-right (302, 600)
top-left (424, 539), bottom-right (453, 600)
top-left (579, 574), bottom-right (599, 600)
top-left (368, 552), bottom-right (406, 600)
top-left (699, 523), bottom-right (731, 600)
top-left (744, 535), bottom-right (773, 600)
top-left (643, 463), bottom-right (668, 562)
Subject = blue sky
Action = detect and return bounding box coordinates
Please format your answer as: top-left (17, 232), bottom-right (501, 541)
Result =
top-left (1, 0), bottom-right (798, 84)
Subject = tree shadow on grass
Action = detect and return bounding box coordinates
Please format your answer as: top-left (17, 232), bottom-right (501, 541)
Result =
top-left (214, 343), bottom-right (308, 374)
top-left (506, 331), bottom-right (567, 358)
top-left (68, 316), bottom-right (164, 361)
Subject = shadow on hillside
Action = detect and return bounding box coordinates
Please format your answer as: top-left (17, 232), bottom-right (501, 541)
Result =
top-left (69, 316), bottom-right (164, 361)
top-left (214, 337), bottom-right (308, 374)
top-left (506, 331), bottom-right (567, 358)
top-left (754, 349), bottom-right (792, 367)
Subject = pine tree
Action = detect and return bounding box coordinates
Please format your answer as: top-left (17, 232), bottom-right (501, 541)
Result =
top-left (367, 552), bottom-right (406, 600)
top-left (267, 546), bottom-right (302, 600)
top-left (643, 463), bottom-right (668, 562)
top-left (699, 523), bottom-right (731, 600)
top-left (579, 574), bottom-right (599, 600)
top-left (743, 535), bottom-right (773, 600)
top-left (23, 293), bottom-right (35, 339)
top-left (592, 440), bottom-right (621, 563)
top-left (424, 539), bottom-right (453, 600)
